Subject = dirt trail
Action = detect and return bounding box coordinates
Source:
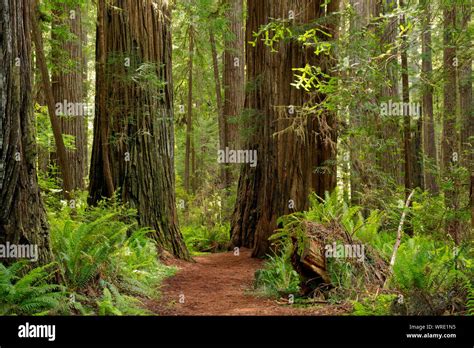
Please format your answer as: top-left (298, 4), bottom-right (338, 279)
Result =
top-left (148, 248), bottom-right (348, 316)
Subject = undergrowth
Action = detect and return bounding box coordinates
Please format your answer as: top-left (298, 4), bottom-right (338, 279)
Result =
top-left (0, 191), bottom-right (176, 316)
top-left (253, 189), bottom-right (474, 315)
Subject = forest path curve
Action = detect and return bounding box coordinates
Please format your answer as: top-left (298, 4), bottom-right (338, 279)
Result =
top-left (147, 248), bottom-right (348, 316)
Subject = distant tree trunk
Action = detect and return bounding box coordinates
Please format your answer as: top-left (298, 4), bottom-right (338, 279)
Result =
top-left (0, 0), bottom-right (51, 264)
top-left (34, 59), bottom-right (50, 173)
top-left (31, 0), bottom-right (74, 199)
top-left (348, 0), bottom-right (382, 206)
top-left (442, 4), bottom-right (460, 243)
top-left (209, 29), bottom-right (226, 186)
top-left (378, 0), bottom-right (403, 190)
top-left (459, 2), bottom-right (473, 230)
top-left (222, 0), bottom-right (245, 189)
top-left (400, 4), bottom-right (413, 196)
top-left (421, 0), bottom-right (439, 194)
top-left (184, 26), bottom-right (194, 194)
top-left (413, 110), bottom-right (424, 189)
top-left (90, 0), bottom-right (114, 199)
top-left (51, 3), bottom-right (87, 190)
top-left (88, 0), bottom-right (190, 259)
top-left (231, 0), bottom-right (338, 257)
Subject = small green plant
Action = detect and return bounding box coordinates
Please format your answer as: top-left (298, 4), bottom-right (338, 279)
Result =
top-left (254, 243), bottom-right (300, 297)
top-left (352, 294), bottom-right (397, 315)
top-left (182, 224), bottom-right (230, 253)
top-left (0, 262), bottom-right (64, 315)
top-left (466, 281), bottom-right (474, 316)
top-left (96, 281), bottom-right (150, 316)
top-left (390, 237), bottom-right (473, 315)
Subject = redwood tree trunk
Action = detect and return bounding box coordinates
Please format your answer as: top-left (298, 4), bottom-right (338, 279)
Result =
top-left (421, 0), bottom-right (439, 194)
top-left (184, 25), bottom-right (194, 194)
top-left (442, 5), bottom-right (460, 243)
top-left (400, 4), bottom-right (413, 196)
top-left (89, 0), bottom-right (190, 259)
top-left (459, 2), bottom-right (473, 231)
top-left (51, 3), bottom-right (87, 191)
top-left (231, 0), bottom-right (338, 257)
top-left (222, 0), bottom-right (245, 189)
top-left (0, 0), bottom-right (51, 264)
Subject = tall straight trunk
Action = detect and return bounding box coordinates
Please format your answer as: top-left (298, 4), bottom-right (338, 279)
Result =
top-left (51, 3), bottom-right (87, 190)
top-left (90, 0), bottom-right (114, 199)
top-left (34, 59), bottom-right (50, 173)
top-left (0, 0), bottom-right (51, 264)
top-left (348, 0), bottom-right (382, 206)
top-left (400, 5), bottom-right (413, 196)
top-left (222, 0), bottom-right (245, 189)
top-left (184, 26), bottom-right (194, 194)
top-left (413, 111), bottom-right (424, 189)
top-left (442, 4), bottom-right (460, 243)
top-left (378, 0), bottom-right (403, 190)
top-left (231, 0), bottom-right (338, 257)
top-left (88, 0), bottom-right (189, 259)
top-left (209, 29), bottom-right (226, 187)
top-left (31, 0), bottom-right (74, 199)
top-left (421, 0), bottom-right (439, 194)
top-left (459, 2), bottom-right (473, 230)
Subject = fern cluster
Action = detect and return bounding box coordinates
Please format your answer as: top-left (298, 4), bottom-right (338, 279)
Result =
top-left (182, 223), bottom-right (230, 254)
top-left (254, 243), bottom-right (300, 297)
top-left (47, 201), bottom-right (176, 315)
top-left (0, 262), bottom-right (64, 315)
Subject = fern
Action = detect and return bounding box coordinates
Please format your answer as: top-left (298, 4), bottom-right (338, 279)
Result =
top-left (0, 262), bottom-right (64, 315)
top-left (466, 281), bottom-right (474, 316)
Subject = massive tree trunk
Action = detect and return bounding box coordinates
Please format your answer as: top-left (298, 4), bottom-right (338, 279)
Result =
top-left (222, 0), bottom-right (245, 189)
top-left (421, 0), bottom-right (439, 195)
top-left (442, 4), bottom-right (460, 244)
top-left (230, 0), bottom-right (338, 257)
top-left (51, 2), bottom-right (87, 190)
top-left (0, 0), bottom-right (51, 264)
top-left (89, 0), bottom-right (190, 259)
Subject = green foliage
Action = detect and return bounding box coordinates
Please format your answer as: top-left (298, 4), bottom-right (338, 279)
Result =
top-left (466, 281), bottom-right (474, 316)
top-left (48, 199), bottom-right (176, 315)
top-left (96, 281), bottom-right (150, 316)
top-left (391, 238), bottom-right (471, 292)
top-left (182, 223), bottom-right (230, 253)
top-left (50, 212), bottom-right (128, 290)
top-left (0, 262), bottom-right (64, 315)
top-left (389, 237), bottom-right (473, 315)
top-left (352, 294), bottom-right (397, 316)
top-left (254, 244), bottom-right (300, 297)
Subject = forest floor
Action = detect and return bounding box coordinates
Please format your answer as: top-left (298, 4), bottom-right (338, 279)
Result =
top-left (147, 248), bottom-right (351, 315)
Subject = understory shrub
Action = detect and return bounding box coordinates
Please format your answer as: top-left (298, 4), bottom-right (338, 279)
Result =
top-left (0, 262), bottom-right (64, 315)
top-left (182, 223), bottom-right (230, 253)
top-left (254, 242), bottom-right (300, 297)
top-left (47, 198), bottom-right (176, 315)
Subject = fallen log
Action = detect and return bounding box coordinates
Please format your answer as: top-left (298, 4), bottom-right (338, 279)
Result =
top-left (288, 220), bottom-right (389, 296)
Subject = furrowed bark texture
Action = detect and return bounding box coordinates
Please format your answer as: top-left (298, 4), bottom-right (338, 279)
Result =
top-left (89, 0), bottom-right (189, 259)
